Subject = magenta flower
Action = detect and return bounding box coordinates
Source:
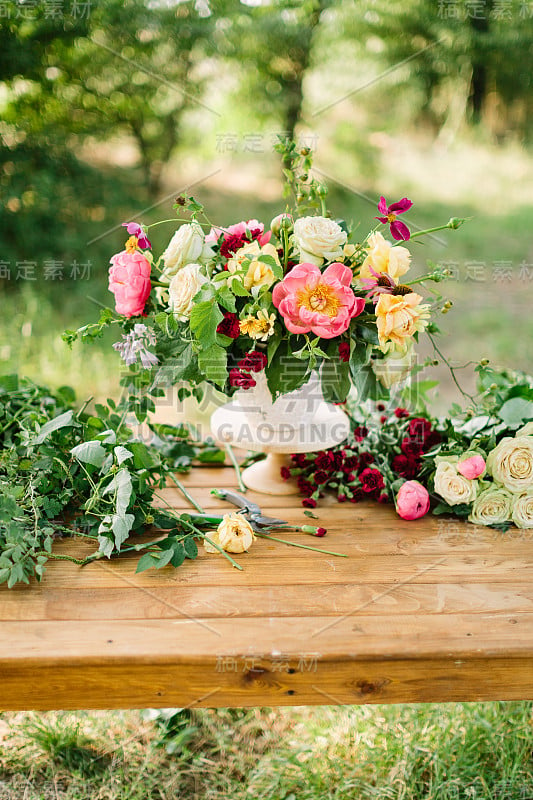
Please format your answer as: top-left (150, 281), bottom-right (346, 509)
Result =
top-left (375, 196), bottom-right (413, 241)
top-left (122, 222), bottom-right (152, 250)
top-left (359, 265), bottom-right (398, 301)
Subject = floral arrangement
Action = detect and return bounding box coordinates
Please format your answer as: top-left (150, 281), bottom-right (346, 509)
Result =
top-left (66, 140), bottom-right (463, 408)
top-left (283, 364), bottom-right (533, 530)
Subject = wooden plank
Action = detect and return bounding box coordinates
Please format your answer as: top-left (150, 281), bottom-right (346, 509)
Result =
top-left (3, 583), bottom-right (533, 621)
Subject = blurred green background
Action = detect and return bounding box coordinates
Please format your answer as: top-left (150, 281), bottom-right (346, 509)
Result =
top-left (1, 0), bottom-right (533, 406)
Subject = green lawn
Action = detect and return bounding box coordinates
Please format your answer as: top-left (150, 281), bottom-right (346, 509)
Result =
top-left (1, 703), bottom-right (532, 799)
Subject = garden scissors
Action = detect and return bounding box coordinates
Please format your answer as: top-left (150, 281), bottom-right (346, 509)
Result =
top-left (210, 488), bottom-right (288, 530)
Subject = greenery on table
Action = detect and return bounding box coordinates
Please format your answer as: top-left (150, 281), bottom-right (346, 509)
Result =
top-left (0, 374), bottom-right (227, 588)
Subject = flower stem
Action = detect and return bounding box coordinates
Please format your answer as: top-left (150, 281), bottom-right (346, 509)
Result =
top-left (408, 218), bottom-right (468, 241)
top-left (166, 472), bottom-right (205, 513)
top-left (225, 444), bottom-right (247, 493)
top-left (254, 532), bottom-right (347, 557)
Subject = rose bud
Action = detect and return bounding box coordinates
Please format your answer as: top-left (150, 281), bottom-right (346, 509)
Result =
top-left (457, 454), bottom-right (486, 480)
top-left (396, 480), bottom-right (430, 521)
top-left (270, 213), bottom-right (294, 236)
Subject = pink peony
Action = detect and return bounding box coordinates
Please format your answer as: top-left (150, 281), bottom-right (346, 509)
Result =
top-left (272, 262), bottom-right (365, 339)
top-left (457, 454), bottom-right (486, 479)
top-left (109, 250), bottom-right (151, 317)
top-left (396, 480), bottom-right (430, 520)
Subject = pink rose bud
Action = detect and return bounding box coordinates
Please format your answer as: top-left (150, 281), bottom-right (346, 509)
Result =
top-left (457, 454), bottom-right (486, 480)
top-left (396, 480), bottom-right (430, 521)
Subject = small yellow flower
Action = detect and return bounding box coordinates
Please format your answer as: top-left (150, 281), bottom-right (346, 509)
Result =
top-left (240, 309), bottom-right (276, 341)
top-left (125, 235), bottom-right (139, 253)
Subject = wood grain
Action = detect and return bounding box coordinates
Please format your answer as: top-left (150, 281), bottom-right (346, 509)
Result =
top-left (1, 465), bottom-right (533, 709)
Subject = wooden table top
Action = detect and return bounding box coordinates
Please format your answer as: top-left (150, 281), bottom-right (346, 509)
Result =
top-left (2, 463), bottom-right (533, 711)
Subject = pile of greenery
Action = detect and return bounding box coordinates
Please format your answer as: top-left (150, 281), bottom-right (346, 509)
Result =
top-left (0, 374), bottom-right (226, 588)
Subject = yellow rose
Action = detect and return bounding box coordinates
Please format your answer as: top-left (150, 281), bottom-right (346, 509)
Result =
top-left (511, 490), bottom-right (533, 528)
top-left (469, 485), bottom-right (513, 526)
top-left (359, 232), bottom-right (411, 281)
top-left (227, 241), bottom-right (279, 291)
top-left (434, 457), bottom-right (478, 506)
top-left (486, 435), bottom-right (533, 493)
top-left (375, 292), bottom-right (430, 353)
top-left (203, 513), bottom-right (255, 555)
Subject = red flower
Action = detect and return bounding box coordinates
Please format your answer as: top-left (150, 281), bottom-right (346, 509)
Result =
top-left (217, 312), bottom-right (240, 339)
top-left (315, 527), bottom-right (327, 537)
top-left (338, 493), bottom-right (347, 503)
top-left (392, 454), bottom-right (420, 479)
top-left (359, 467), bottom-right (385, 494)
top-left (358, 452), bottom-right (375, 468)
top-left (280, 466), bottom-right (291, 480)
top-left (424, 430), bottom-right (442, 451)
top-left (380, 415), bottom-right (387, 424)
top-left (394, 407), bottom-right (410, 419)
top-left (297, 477), bottom-right (314, 495)
top-left (314, 470), bottom-right (330, 485)
top-left (401, 437), bottom-right (424, 459)
top-left (350, 488), bottom-right (365, 503)
top-left (302, 497), bottom-right (317, 509)
top-left (343, 455), bottom-right (359, 471)
top-left (377, 493), bottom-right (389, 504)
top-left (375, 195), bottom-right (413, 241)
top-left (353, 426), bottom-right (368, 442)
top-left (338, 342), bottom-right (350, 362)
top-left (229, 369), bottom-right (256, 389)
top-left (292, 454), bottom-right (310, 468)
top-left (408, 417), bottom-right (432, 444)
top-left (315, 451), bottom-right (334, 470)
top-left (238, 351), bottom-right (268, 373)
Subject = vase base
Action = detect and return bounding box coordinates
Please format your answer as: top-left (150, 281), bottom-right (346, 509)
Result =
top-left (242, 453), bottom-right (300, 495)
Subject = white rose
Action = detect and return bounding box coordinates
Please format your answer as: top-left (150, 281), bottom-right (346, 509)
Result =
top-left (168, 263), bottom-right (207, 321)
top-left (293, 216), bottom-right (347, 265)
top-left (372, 344), bottom-right (415, 389)
top-left (161, 222), bottom-right (211, 276)
top-left (434, 457), bottom-right (478, 506)
top-left (516, 421), bottom-right (533, 437)
top-left (486, 435), bottom-right (533, 493)
top-left (359, 231), bottom-right (411, 282)
top-left (469, 485), bottom-right (513, 526)
top-left (203, 513), bottom-right (255, 554)
top-left (511, 490), bottom-right (533, 528)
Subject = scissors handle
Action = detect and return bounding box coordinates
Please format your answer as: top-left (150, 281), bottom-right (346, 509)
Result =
top-left (211, 488), bottom-right (262, 517)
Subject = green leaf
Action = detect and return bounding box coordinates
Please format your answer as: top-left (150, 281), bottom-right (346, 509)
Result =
top-left (257, 254), bottom-right (283, 280)
top-left (190, 301), bottom-right (223, 347)
top-left (114, 446), bottom-right (134, 465)
top-left (499, 397), bottom-right (533, 429)
top-left (216, 285), bottom-right (237, 313)
top-left (183, 537), bottom-right (198, 559)
top-left (321, 359), bottom-right (351, 404)
top-left (33, 410), bottom-right (77, 444)
top-left (70, 440), bottom-right (107, 468)
top-left (136, 553), bottom-right (161, 573)
top-left (265, 341), bottom-right (309, 398)
top-left (129, 442), bottom-right (158, 470)
top-left (0, 374), bottom-right (19, 393)
top-left (103, 469), bottom-right (132, 515)
top-left (170, 543), bottom-right (186, 568)
top-left (198, 343), bottom-right (227, 387)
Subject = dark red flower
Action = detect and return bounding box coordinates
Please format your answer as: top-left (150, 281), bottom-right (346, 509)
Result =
top-left (380, 415), bottom-right (387, 424)
top-left (297, 477), bottom-right (314, 495)
top-left (353, 426), bottom-right (368, 442)
top-left (302, 497), bottom-right (317, 509)
top-left (359, 467), bottom-right (385, 494)
top-left (220, 233), bottom-right (248, 259)
top-left (338, 493), bottom-right (347, 503)
top-left (315, 527), bottom-right (327, 537)
top-left (280, 466), bottom-right (291, 480)
top-left (392, 454), bottom-right (420, 479)
top-left (343, 455), bottom-right (359, 471)
top-left (408, 417), bottom-right (432, 444)
top-left (358, 452), bottom-right (375, 468)
top-left (394, 407), bottom-right (410, 419)
top-left (315, 451), bottom-right (334, 470)
top-left (350, 488), bottom-right (365, 503)
top-left (238, 351), bottom-right (268, 373)
top-left (401, 437), bottom-right (424, 459)
top-left (229, 369), bottom-right (256, 390)
top-left (314, 470), bottom-right (330, 485)
top-left (338, 342), bottom-right (350, 362)
top-left (377, 403), bottom-right (386, 411)
top-left (377, 493), bottom-right (389, 504)
top-left (217, 312), bottom-right (240, 339)
top-left (424, 430), bottom-right (442, 451)
top-left (292, 454), bottom-right (310, 468)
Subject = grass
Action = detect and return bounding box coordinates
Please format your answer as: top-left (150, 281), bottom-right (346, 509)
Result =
top-left (1, 703), bottom-right (533, 799)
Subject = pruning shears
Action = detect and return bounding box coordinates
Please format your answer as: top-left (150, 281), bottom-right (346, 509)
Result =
top-left (181, 489), bottom-right (288, 533)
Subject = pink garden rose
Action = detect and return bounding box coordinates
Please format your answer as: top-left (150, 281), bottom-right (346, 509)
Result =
top-left (272, 262), bottom-right (365, 339)
top-left (396, 480), bottom-right (430, 520)
top-left (457, 454), bottom-right (486, 479)
top-left (109, 250), bottom-right (151, 317)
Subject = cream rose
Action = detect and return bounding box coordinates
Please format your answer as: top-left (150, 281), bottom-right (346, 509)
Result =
top-left (227, 241), bottom-right (280, 291)
top-left (468, 485), bottom-right (513, 526)
top-left (434, 456), bottom-right (478, 506)
top-left (203, 513), bottom-right (255, 554)
top-left (293, 216), bottom-right (347, 265)
top-left (486, 435), bottom-right (533, 493)
top-left (359, 231), bottom-right (411, 282)
top-left (161, 222), bottom-right (212, 276)
top-left (168, 263), bottom-right (207, 321)
top-left (372, 343), bottom-right (414, 389)
top-left (511, 490), bottom-right (533, 528)
top-left (517, 422), bottom-right (533, 437)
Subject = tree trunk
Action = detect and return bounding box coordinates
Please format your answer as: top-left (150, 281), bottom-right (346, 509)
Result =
top-left (468, 0), bottom-right (493, 122)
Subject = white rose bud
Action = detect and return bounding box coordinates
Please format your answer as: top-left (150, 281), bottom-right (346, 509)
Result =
top-left (434, 457), bottom-right (478, 506)
top-left (468, 485), bottom-right (514, 526)
top-left (161, 222), bottom-right (205, 276)
top-left (293, 216), bottom-right (347, 266)
top-left (372, 344), bottom-right (415, 389)
top-left (218, 513), bottom-right (255, 553)
top-left (168, 263), bottom-right (207, 321)
top-left (511, 490), bottom-right (533, 528)
top-left (486, 435), bottom-right (533, 493)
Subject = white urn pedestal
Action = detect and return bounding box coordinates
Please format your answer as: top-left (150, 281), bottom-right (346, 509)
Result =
top-left (210, 371), bottom-right (350, 495)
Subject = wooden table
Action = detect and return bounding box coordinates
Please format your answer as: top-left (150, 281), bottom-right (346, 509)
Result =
top-left (1, 464), bottom-right (533, 710)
